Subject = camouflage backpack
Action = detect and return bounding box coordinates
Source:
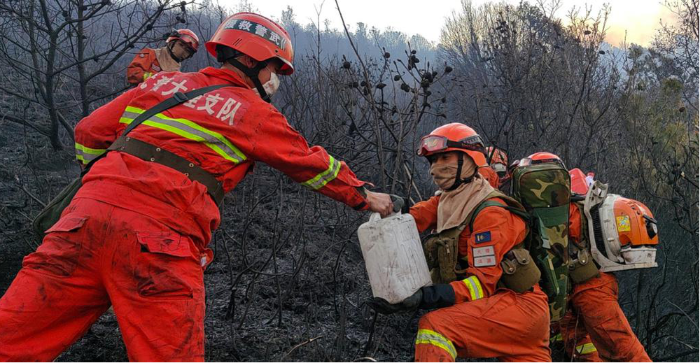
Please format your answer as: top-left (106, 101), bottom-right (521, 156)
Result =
top-left (511, 156), bottom-right (571, 322)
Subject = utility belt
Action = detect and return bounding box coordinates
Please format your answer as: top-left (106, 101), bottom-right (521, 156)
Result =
top-left (423, 237), bottom-right (599, 288)
top-left (108, 137), bottom-right (224, 205)
top-left (423, 229), bottom-right (540, 293)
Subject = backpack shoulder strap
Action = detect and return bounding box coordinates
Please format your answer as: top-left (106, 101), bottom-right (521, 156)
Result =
top-left (467, 191), bottom-right (530, 232)
top-left (122, 84), bottom-right (231, 135)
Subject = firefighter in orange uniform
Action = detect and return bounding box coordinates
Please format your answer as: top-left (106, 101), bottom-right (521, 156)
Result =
top-left (478, 152), bottom-right (500, 189)
top-left (0, 13), bottom-right (394, 361)
top-left (369, 123), bottom-right (551, 362)
top-left (553, 195), bottom-right (653, 362)
top-left (485, 146), bottom-right (507, 175)
top-left (127, 29), bottom-right (200, 85)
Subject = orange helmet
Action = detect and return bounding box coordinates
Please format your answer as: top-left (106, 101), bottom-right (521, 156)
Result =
top-left (167, 29), bottom-right (200, 52)
top-left (417, 123), bottom-right (487, 166)
top-left (519, 151), bottom-right (566, 169)
top-left (206, 12), bottom-right (294, 75)
top-left (485, 146), bottom-right (508, 166)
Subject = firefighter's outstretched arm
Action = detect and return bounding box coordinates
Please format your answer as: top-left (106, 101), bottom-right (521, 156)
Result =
top-left (235, 106), bottom-right (393, 216)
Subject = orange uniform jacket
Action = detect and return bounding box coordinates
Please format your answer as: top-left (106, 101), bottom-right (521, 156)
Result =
top-left (410, 194), bottom-right (528, 301)
top-left (75, 67), bottom-right (369, 252)
top-left (127, 48), bottom-right (161, 85)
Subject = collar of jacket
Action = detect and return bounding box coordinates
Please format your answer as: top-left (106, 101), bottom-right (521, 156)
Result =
top-left (200, 67), bottom-right (249, 88)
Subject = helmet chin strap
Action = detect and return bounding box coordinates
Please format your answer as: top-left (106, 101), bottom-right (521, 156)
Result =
top-left (225, 58), bottom-right (271, 103)
top-left (216, 45), bottom-right (272, 102)
top-left (167, 41), bottom-right (186, 63)
top-left (446, 154), bottom-right (477, 191)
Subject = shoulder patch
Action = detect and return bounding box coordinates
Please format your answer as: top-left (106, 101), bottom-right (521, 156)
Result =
top-left (472, 245), bottom-right (496, 267)
top-left (472, 245), bottom-right (494, 257)
top-left (475, 231), bottom-right (491, 244)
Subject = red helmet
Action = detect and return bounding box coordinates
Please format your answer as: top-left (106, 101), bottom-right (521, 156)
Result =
top-left (520, 151), bottom-right (566, 169)
top-left (417, 123), bottom-right (487, 166)
top-left (167, 29), bottom-right (199, 52)
top-left (206, 12), bottom-right (294, 75)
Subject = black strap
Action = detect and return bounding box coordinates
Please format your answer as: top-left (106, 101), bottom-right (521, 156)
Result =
top-left (226, 57), bottom-right (271, 102)
top-left (83, 84), bottom-right (231, 172)
top-left (123, 85), bottom-right (230, 135)
top-left (446, 155), bottom-right (465, 191)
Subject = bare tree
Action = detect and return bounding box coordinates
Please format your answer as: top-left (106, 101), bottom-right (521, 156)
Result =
top-left (0, 0), bottom-right (188, 149)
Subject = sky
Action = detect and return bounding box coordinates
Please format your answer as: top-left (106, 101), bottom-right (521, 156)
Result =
top-left (225, 0), bottom-right (677, 47)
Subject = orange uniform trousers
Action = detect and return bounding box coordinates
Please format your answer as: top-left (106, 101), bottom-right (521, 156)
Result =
top-left (554, 311), bottom-right (601, 361)
top-left (555, 272), bottom-right (651, 362)
top-left (0, 198), bottom-right (205, 361)
top-left (415, 286), bottom-right (551, 362)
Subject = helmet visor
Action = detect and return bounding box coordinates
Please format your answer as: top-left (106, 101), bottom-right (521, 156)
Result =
top-left (417, 134), bottom-right (483, 156)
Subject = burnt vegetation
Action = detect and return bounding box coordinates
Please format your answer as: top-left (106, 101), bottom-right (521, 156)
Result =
top-left (0, 0), bottom-right (697, 361)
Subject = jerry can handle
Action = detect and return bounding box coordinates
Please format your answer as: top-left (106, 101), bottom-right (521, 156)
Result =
top-left (390, 194), bottom-right (405, 213)
top-left (368, 195), bottom-right (404, 222)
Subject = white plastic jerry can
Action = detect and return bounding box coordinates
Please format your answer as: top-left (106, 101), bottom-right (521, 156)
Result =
top-left (357, 212), bottom-right (432, 304)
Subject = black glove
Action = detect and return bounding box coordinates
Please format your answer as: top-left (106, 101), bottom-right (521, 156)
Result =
top-left (366, 289), bottom-right (423, 315)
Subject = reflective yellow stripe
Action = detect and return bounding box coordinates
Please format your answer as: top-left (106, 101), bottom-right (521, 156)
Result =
top-left (75, 142), bottom-right (106, 165)
top-left (143, 72), bottom-right (152, 81)
top-left (119, 106), bottom-right (246, 164)
top-left (301, 155), bottom-right (341, 190)
top-left (75, 143), bottom-right (106, 155)
top-left (576, 342), bottom-right (597, 355)
top-left (462, 276), bottom-right (484, 300)
top-left (552, 333), bottom-right (563, 342)
top-left (415, 329), bottom-right (457, 360)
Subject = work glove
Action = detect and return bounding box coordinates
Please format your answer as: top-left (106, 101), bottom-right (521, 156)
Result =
top-left (366, 289), bottom-right (423, 315)
top-left (367, 284), bottom-right (457, 315)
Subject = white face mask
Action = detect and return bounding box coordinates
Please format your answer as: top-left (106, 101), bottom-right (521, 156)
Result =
top-left (262, 72), bottom-right (280, 96)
